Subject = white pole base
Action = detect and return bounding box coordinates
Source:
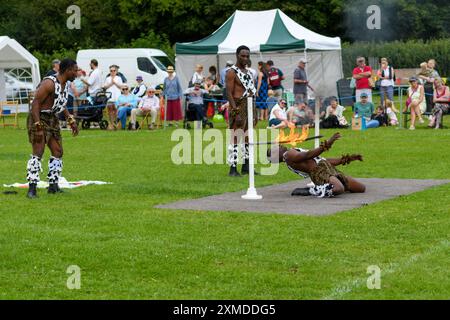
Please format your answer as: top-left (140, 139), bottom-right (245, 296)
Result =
top-left (241, 188), bottom-right (263, 200)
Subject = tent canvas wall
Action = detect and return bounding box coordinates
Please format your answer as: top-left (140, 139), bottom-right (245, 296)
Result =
top-left (175, 9), bottom-right (343, 98)
top-left (0, 36), bottom-right (40, 111)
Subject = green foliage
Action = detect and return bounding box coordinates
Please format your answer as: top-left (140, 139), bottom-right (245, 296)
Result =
top-left (127, 31), bottom-right (175, 61)
top-left (343, 0), bottom-right (450, 42)
top-left (32, 48), bottom-right (78, 76)
top-left (342, 39), bottom-right (450, 77)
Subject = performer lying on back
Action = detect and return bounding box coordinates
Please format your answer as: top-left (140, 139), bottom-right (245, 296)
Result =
top-left (268, 133), bottom-right (366, 197)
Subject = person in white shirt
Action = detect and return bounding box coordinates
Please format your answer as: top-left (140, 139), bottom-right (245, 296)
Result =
top-left (130, 87), bottom-right (160, 130)
top-left (322, 98), bottom-right (348, 128)
top-left (132, 75), bottom-right (147, 98)
top-left (103, 64), bottom-right (124, 129)
top-left (376, 58), bottom-right (395, 108)
top-left (268, 99), bottom-right (293, 129)
top-left (190, 64), bottom-right (205, 87)
top-left (82, 59), bottom-right (102, 97)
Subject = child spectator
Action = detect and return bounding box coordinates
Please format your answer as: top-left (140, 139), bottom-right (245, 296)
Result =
top-left (385, 99), bottom-right (399, 126)
top-left (371, 106), bottom-right (389, 127)
top-left (266, 90), bottom-right (278, 114)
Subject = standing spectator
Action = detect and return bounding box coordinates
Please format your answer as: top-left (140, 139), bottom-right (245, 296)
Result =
top-left (268, 99), bottom-right (292, 129)
top-left (352, 57), bottom-right (373, 103)
top-left (45, 59), bottom-right (60, 77)
top-left (246, 59), bottom-right (258, 84)
top-left (71, 68), bottom-right (88, 117)
top-left (132, 75), bottom-right (147, 98)
top-left (377, 57), bottom-right (395, 107)
top-left (354, 92), bottom-right (379, 128)
top-left (207, 65), bottom-right (219, 85)
top-left (103, 65), bottom-right (124, 129)
top-left (256, 61), bottom-right (269, 121)
top-left (163, 66), bottom-right (183, 127)
top-left (130, 87), bottom-right (160, 130)
top-left (219, 60), bottom-right (233, 87)
top-left (82, 59), bottom-right (102, 98)
top-left (429, 78), bottom-right (449, 129)
top-left (266, 60), bottom-right (285, 98)
top-left (116, 85), bottom-right (137, 130)
top-left (418, 59), bottom-right (440, 113)
top-left (293, 58), bottom-right (312, 103)
top-left (190, 64), bottom-right (205, 87)
top-left (405, 76), bottom-right (425, 130)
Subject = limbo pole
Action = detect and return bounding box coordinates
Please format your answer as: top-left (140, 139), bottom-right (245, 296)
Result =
top-left (314, 96), bottom-right (321, 148)
top-left (242, 96), bottom-right (262, 200)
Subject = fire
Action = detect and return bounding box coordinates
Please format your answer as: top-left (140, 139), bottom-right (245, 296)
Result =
top-left (275, 125), bottom-right (309, 146)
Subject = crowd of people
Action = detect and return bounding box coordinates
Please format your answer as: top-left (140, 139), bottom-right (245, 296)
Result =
top-left (352, 56), bottom-right (449, 130)
top-left (45, 54), bottom-right (448, 132)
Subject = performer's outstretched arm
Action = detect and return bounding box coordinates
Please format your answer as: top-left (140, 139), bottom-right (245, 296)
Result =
top-left (287, 133), bottom-right (341, 162)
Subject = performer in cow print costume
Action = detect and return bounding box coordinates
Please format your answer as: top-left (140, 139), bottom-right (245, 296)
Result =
top-left (225, 45), bottom-right (258, 177)
top-left (26, 58), bottom-right (79, 198)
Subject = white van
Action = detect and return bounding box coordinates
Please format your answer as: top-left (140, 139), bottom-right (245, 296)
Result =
top-left (76, 48), bottom-right (173, 88)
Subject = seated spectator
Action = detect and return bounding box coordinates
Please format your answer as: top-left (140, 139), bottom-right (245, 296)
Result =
top-left (404, 76), bottom-right (425, 130)
top-left (385, 99), bottom-right (399, 126)
top-left (288, 102), bottom-right (313, 127)
top-left (184, 81), bottom-right (209, 122)
top-left (115, 85), bottom-right (137, 129)
top-left (354, 92), bottom-right (379, 128)
top-left (129, 87), bottom-right (160, 130)
top-left (371, 106), bottom-right (389, 127)
top-left (322, 99), bottom-right (347, 128)
top-left (204, 76), bottom-right (222, 94)
top-left (429, 78), bottom-right (449, 129)
top-left (132, 75), bottom-right (147, 99)
top-left (268, 99), bottom-right (293, 129)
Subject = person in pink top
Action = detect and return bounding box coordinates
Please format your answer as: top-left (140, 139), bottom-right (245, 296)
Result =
top-left (352, 56), bottom-right (373, 103)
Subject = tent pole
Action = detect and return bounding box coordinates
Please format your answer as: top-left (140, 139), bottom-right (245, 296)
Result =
top-left (0, 68), bottom-right (5, 101)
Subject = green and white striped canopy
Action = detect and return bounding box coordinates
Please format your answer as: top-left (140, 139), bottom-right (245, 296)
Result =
top-left (176, 9), bottom-right (341, 55)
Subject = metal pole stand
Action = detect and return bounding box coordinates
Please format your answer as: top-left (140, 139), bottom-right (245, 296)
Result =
top-left (242, 96), bottom-right (262, 200)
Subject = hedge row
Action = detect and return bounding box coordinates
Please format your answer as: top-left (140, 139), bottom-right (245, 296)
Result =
top-left (342, 39), bottom-right (450, 77)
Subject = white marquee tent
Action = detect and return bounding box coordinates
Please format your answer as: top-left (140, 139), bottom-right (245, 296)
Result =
top-left (175, 9), bottom-right (343, 98)
top-left (0, 36), bottom-right (40, 106)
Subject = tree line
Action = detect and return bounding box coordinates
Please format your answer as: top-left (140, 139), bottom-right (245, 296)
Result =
top-left (0, 0), bottom-right (448, 75)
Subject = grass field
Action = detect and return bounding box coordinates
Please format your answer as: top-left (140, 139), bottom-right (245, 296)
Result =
top-left (0, 114), bottom-right (449, 300)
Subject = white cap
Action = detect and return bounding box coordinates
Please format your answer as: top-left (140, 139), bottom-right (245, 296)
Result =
top-left (226, 60), bottom-right (233, 66)
top-left (299, 58), bottom-right (307, 64)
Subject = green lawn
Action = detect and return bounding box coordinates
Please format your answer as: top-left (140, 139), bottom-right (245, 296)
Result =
top-left (0, 115), bottom-right (449, 299)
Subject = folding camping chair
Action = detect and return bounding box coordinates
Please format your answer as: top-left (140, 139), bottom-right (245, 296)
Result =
top-left (0, 101), bottom-right (19, 128)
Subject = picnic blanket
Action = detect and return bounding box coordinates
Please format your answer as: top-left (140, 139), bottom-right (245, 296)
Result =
top-left (3, 177), bottom-right (112, 189)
